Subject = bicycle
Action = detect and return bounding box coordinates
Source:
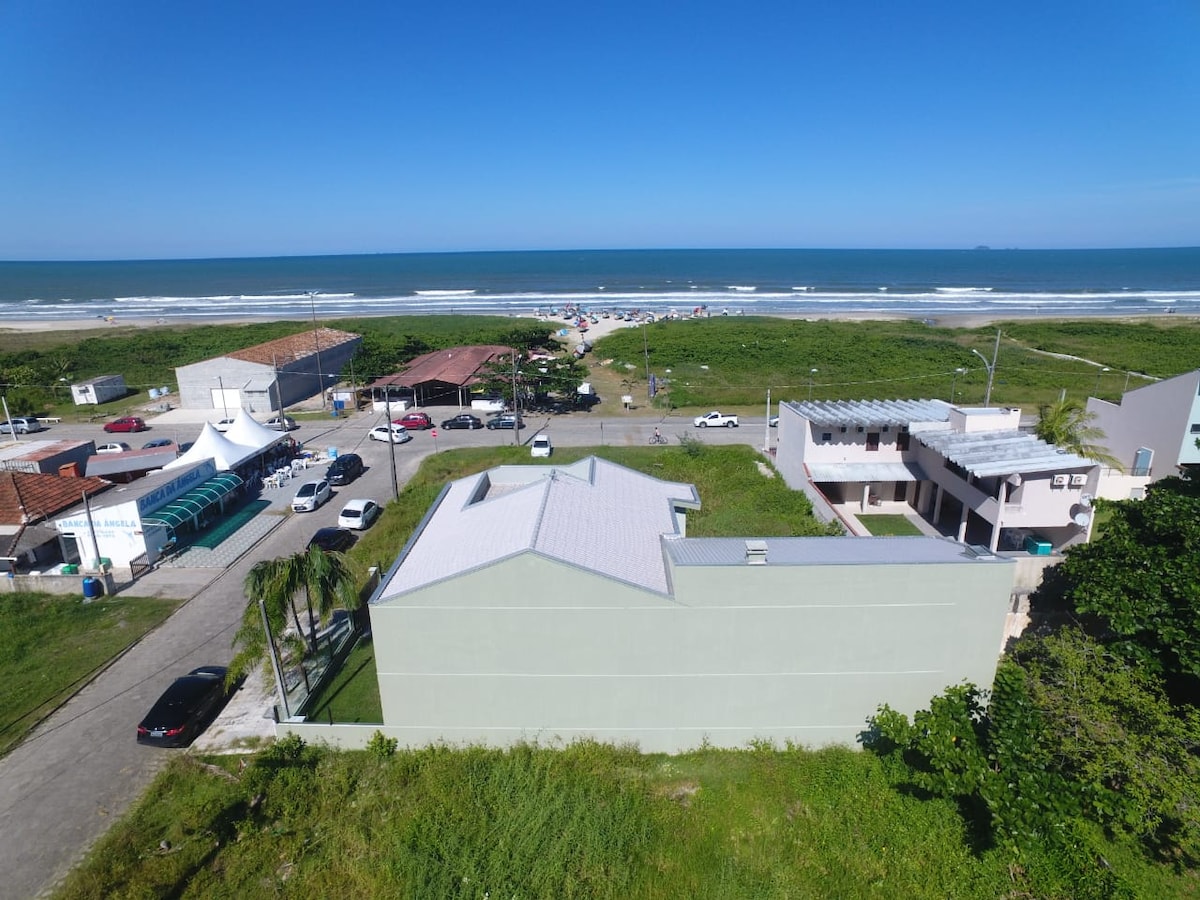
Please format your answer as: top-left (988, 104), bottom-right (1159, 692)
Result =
top-left (649, 432), bottom-right (668, 445)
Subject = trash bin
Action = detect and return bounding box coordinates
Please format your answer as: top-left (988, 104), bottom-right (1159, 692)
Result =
top-left (82, 577), bottom-right (104, 600)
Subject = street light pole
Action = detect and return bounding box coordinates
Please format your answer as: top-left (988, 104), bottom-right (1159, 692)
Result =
top-left (642, 320), bottom-right (651, 399)
top-left (1095, 366), bottom-right (1110, 395)
top-left (970, 329), bottom-right (1001, 407)
top-left (308, 291), bottom-right (326, 409)
top-left (763, 387), bottom-right (771, 453)
top-left (808, 368), bottom-right (818, 401)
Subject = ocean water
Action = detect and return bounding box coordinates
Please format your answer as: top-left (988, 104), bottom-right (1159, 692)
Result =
top-left (1, 248), bottom-right (1198, 324)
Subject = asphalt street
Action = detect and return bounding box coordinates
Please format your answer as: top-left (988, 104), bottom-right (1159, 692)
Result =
top-left (0, 404), bottom-right (769, 897)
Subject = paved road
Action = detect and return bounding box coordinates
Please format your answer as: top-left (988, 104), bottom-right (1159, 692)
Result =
top-left (0, 405), bottom-right (769, 897)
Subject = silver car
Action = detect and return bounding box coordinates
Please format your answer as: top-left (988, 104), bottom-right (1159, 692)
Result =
top-left (291, 479), bottom-right (332, 513)
top-left (0, 416), bottom-right (45, 434)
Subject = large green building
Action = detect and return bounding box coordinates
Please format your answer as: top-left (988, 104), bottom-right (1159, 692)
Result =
top-left (337, 457), bottom-right (1016, 753)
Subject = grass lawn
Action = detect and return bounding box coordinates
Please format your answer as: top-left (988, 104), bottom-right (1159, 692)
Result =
top-left (858, 514), bottom-right (923, 536)
top-left (0, 592), bottom-right (182, 757)
top-left (303, 637), bottom-right (382, 724)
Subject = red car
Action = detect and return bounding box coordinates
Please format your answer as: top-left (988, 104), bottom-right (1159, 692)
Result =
top-left (104, 416), bottom-right (148, 433)
top-left (394, 411), bottom-right (433, 430)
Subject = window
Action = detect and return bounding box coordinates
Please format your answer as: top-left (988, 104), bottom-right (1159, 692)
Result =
top-left (821, 432), bottom-right (832, 442)
top-left (1190, 424), bottom-right (1200, 434)
top-left (866, 432), bottom-right (880, 451)
top-left (897, 432), bottom-right (911, 451)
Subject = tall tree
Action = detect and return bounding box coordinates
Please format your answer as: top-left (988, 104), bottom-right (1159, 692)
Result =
top-left (230, 546), bottom-right (360, 690)
top-left (1034, 397), bottom-right (1121, 468)
top-left (1048, 475), bottom-right (1200, 682)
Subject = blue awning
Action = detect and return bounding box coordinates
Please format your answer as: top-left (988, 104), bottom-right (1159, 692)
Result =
top-left (142, 472), bottom-right (244, 530)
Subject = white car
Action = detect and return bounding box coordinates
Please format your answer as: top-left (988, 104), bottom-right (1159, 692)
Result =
top-left (96, 442), bottom-right (131, 454)
top-left (530, 434), bottom-right (552, 457)
top-left (213, 418), bottom-right (236, 432)
top-left (369, 424), bottom-right (412, 444)
top-left (291, 478), bottom-right (332, 513)
top-left (693, 411), bottom-right (739, 428)
top-left (338, 498), bottom-right (381, 530)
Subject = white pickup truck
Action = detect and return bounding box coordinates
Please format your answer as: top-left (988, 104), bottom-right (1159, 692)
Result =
top-left (693, 411), bottom-right (739, 428)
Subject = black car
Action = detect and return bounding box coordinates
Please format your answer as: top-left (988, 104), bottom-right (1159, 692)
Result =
top-left (441, 413), bottom-right (484, 430)
top-left (326, 453), bottom-right (363, 485)
top-left (308, 527), bottom-right (355, 553)
top-left (486, 414), bottom-right (525, 430)
top-left (136, 666), bottom-right (229, 748)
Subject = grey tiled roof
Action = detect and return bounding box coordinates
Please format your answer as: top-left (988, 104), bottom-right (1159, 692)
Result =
top-left (378, 457), bottom-right (700, 600)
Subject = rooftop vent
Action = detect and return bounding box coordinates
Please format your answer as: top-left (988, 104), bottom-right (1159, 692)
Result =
top-left (964, 544), bottom-right (997, 559)
top-left (744, 540), bottom-right (768, 565)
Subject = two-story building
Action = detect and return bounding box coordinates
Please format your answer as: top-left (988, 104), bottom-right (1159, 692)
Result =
top-left (282, 456), bottom-right (1016, 754)
top-left (773, 399), bottom-right (1100, 555)
top-left (1086, 368), bottom-right (1200, 487)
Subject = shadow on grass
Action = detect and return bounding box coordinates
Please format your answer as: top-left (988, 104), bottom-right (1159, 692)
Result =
top-left (303, 637), bottom-right (382, 724)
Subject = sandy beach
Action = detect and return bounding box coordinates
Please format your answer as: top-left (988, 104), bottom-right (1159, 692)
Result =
top-left (3, 309), bottom-right (1196, 339)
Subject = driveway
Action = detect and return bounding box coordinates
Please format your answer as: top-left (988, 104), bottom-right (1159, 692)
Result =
top-left (0, 405), bottom-right (768, 897)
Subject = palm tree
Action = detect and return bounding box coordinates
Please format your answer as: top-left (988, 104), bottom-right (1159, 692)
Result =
top-left (1035, 397), bottom-right (1122, 468)
top-left (229, 546), bottom-right (360, 690)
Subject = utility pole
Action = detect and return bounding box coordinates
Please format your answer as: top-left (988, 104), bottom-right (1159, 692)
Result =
top-left (763, 387), bottom-right (771, 453)
top-left (308, 291), bottom-right (326, 409)
top-left (384, 392), bottom-right (399, 502)
top-left (511, 351), bottom-right (520, 446)
top-left (272, 354), bottom-right (286, 426)
top-left (642, 321), bottom-right (651, 398)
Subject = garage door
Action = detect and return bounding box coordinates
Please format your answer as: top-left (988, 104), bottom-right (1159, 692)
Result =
top-left (210, 387), bottom-right (242, 412)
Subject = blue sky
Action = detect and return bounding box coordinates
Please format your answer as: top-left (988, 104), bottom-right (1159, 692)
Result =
top-left (2, 0), bottom-right (1198, 259)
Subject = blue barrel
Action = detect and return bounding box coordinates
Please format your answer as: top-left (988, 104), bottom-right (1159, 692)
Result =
top-left (82, 577), bottom-right (104, 600)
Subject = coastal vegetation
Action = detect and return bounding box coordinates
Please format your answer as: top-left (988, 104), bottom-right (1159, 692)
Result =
top-left (863, 475), bottom-right (1200, 897)
top-left (592, 316), bottom-right (1200, 409)
top-left (3, 314), bottom-right (1200, 417)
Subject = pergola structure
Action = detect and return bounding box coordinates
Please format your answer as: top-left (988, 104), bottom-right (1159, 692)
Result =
top-left (368, 345), bottom-right (516, 408)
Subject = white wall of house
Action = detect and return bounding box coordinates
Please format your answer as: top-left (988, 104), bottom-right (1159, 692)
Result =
top-left (1088, 371), bottom-right (1200, 479)
top-left (948, 406), bottom-right (1021, 434)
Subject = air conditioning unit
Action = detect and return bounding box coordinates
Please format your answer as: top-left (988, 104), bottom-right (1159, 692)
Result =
top-left (1070, 474), bottom-right (1087, 486)
top-left (1052, 474), bottom-right (1069, 486)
